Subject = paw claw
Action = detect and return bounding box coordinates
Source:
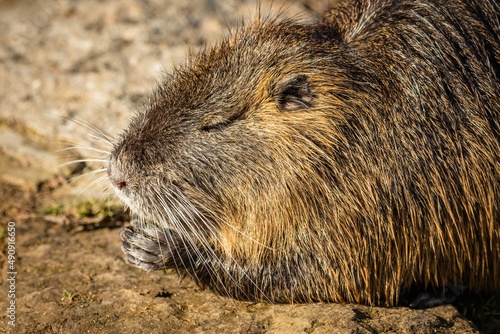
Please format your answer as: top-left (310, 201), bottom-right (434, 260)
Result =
top-left (119, 224), bottom-right (175, 272)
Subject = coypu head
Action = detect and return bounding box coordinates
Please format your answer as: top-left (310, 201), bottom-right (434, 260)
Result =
top-left (109, 19), bottom-right (348, 252)
top-left (106, 18), bottom-right (377, 303)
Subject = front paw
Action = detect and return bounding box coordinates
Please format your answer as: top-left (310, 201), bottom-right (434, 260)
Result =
top-left (120, 225), bottom-right (172, 271)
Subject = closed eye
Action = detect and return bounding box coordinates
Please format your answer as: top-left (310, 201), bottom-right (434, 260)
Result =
top-left (199, 110), bottom-right (245, 132)
top-left (200, 118), bottom-right (233, 132)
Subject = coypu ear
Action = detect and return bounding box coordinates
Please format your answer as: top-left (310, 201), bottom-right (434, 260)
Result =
top-left (275, 75), bottom-right (314, 111)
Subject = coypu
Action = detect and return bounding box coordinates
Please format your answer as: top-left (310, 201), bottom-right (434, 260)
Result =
top-left (109, 0), bottom-right (499, 306)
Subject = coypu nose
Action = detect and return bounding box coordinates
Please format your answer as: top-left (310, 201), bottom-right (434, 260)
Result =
top-left (115, 179), bottom-right (127, 190)
top-left (109, 172), bottom-right (128, 190)
top-left (108, 162), bottom-right (128, 191)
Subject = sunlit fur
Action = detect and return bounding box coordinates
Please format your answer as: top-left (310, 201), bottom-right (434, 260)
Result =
top-left (109, 0), bottom-right (499, 306)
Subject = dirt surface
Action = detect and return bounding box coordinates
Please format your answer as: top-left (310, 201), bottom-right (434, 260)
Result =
top-left (0, 0), bottom-right (496, 333)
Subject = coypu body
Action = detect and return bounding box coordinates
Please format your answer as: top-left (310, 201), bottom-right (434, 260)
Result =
top-left (110, 0), bottom-right (499, 306)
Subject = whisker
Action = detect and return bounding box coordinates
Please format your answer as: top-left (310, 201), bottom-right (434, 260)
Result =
top-left (74, 174), bottom-right (111, 198)
top-left (62, 116), bottom-right (115, 144)
top-left (68, 167), bottom-right (108, 183)
top-left (57, 145), bottom-right (110, 155)
top-left (154, 189), bottom-right (205, 282)
top-left (177, 190), bottom-right (273, 250)
top-left (162, 192), bottom-right (231, 295)
top-left (170, 187), bottom-right (271, 302)
top-left (59, 159), bottom-right (108, 169)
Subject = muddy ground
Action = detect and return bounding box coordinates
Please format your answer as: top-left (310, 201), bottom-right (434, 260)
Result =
top-left (0, 0), bottom-right (497, 333)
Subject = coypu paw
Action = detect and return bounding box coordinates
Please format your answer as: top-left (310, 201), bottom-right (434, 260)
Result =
top-left (120, 225), bottom-right (177, 272)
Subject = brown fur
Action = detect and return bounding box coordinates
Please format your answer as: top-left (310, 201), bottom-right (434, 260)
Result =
top-left (110, 0), bottom-right (499, 306)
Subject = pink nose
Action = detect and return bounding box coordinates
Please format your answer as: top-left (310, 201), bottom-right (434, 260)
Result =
top-left (114, 179), bottom-right (127, 190)
top-left (108, 164), bottom-right (128, 190)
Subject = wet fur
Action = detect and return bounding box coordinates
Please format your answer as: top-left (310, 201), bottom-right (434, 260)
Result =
top-left (110, 0), bottom-right (499, 306)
